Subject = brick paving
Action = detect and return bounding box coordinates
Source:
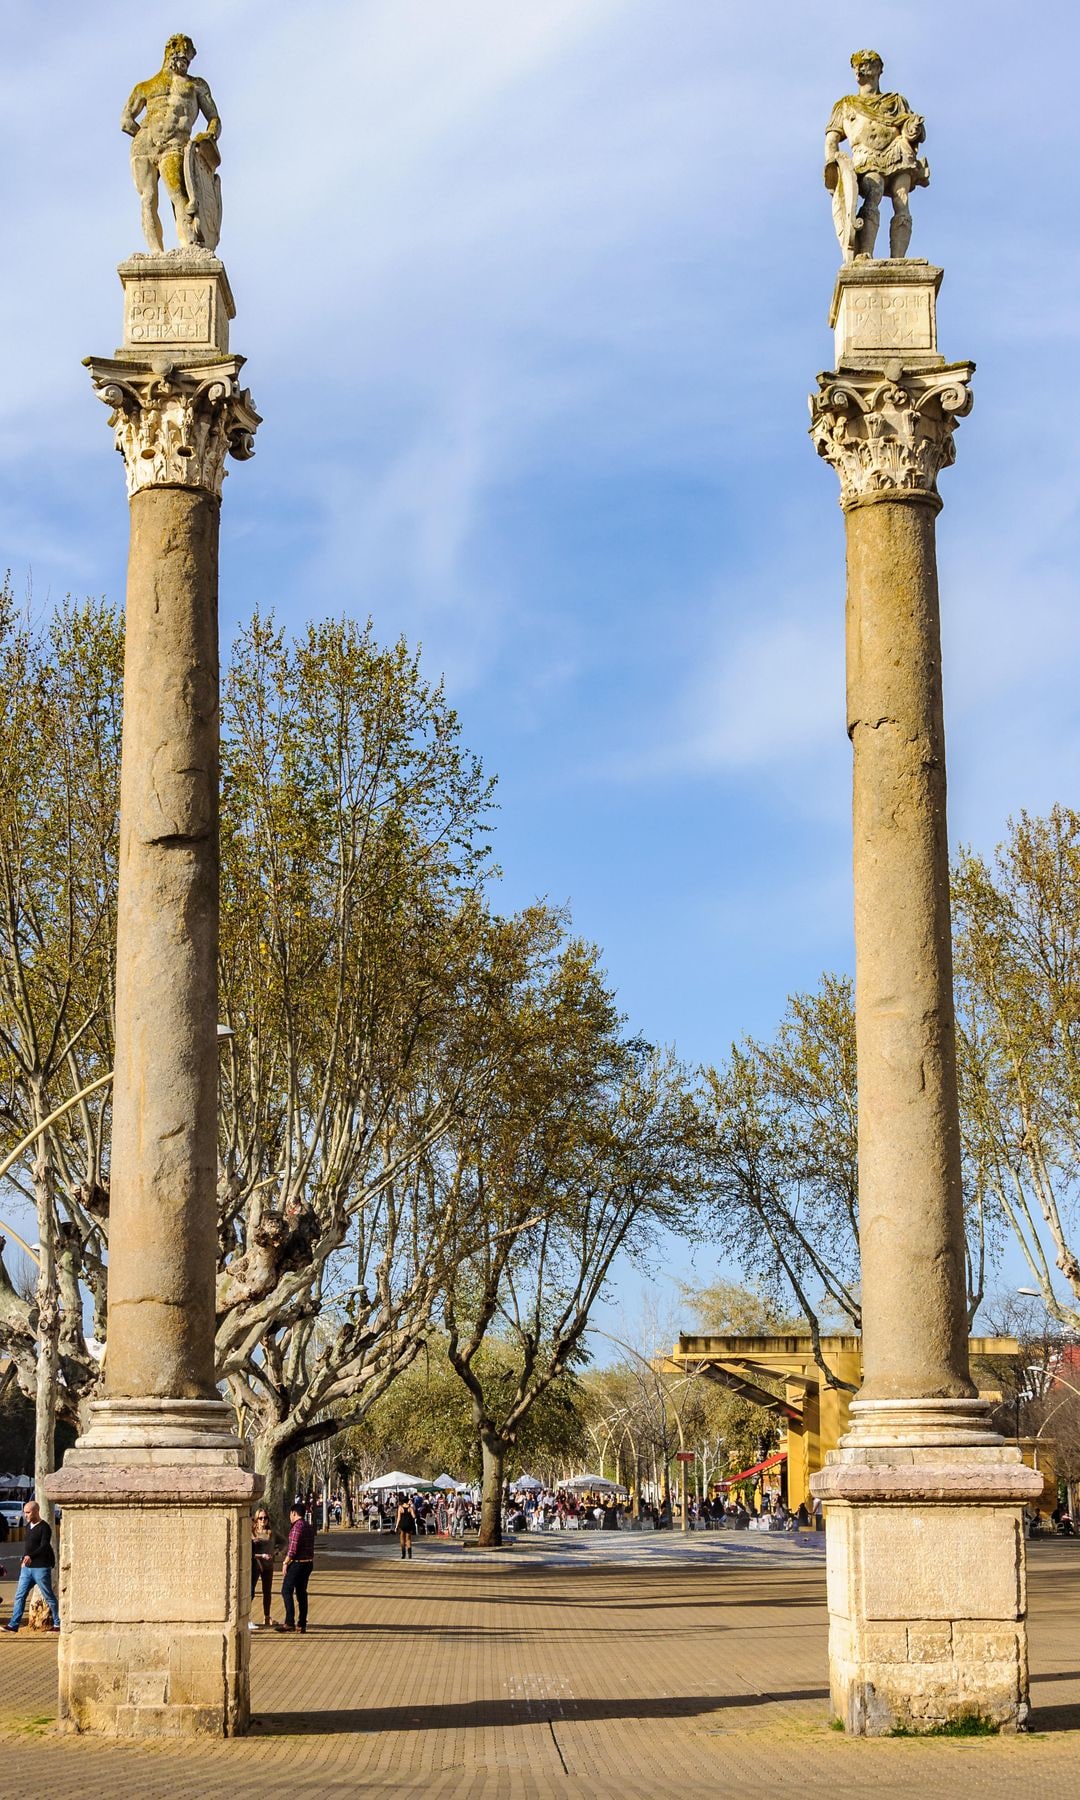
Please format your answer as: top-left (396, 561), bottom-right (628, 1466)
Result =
top-left (1, 1530), bottom-right (1079, 1797)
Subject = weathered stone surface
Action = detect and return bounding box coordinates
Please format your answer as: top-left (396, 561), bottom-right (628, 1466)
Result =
top-left (86, 356), bottom-right (259, 499)
top-left (810, 363), bottom-right (973, 511)
top-left (829, 259), bottom-right (942, 369)
top-left (49, 1460), bottom-right (261, 1504)
top-left (859, 1506), bottom-right (1022, 1620)
top-left (809, 257), bottom-right (1034, 1733)
top-left (824, 51), bottom-right (929, 262)
top-left (823, 1492), bottom-right (1031, 1733)
top-left (49, 272), bottom-right (262, 1736)
top-left (846, 493), bottom-right (973, 1402)
top-left (122, 36), bottom-right (222, 254)
top-left (49, 1431), bottom-right (256, 1736)
top-left (118, 252), bottom-right (235, 357)
top-left (65, 1506), bottom-right (232, 1622)
top-left (105, 483), bottom-right (222, 1402)
top-left (814, 1453), bottom-right (1046, 1503)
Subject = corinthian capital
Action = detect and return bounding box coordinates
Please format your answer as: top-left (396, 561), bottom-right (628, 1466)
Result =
top-left (86, 356), bottom-right (261, 499)
top-left (809, 364), bottom-right (973, 510)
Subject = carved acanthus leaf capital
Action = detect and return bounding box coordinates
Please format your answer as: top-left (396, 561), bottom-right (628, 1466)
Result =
top-left (809, 363), bottom-right (974, 510)
top-left (86, 356), bottom-right (261, 499)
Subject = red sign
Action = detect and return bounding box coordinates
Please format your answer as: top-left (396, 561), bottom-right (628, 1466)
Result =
top-left (675, 1452), bottom-right (696, 1462)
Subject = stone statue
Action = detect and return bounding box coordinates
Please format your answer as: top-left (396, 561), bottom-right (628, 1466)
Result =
top-left (824, 50), bottom-right (929, 263)
top-left (122, 34), bottom-right (222, 255)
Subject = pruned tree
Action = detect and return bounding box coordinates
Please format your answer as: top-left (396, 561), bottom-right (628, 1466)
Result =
top-left (953, 807), bottom-right (1080, 1332)
top-left (440, 933), bottom-right (697, 1545)
top-left (0, 591), bottom-right (122, 1514)
top-left (207, 613), bottom-right (507, 1520)
top-left (698, 977), bottom-right (861, 1390)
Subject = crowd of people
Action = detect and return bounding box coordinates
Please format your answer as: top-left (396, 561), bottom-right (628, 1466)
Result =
top-left (3, 1478), bottom-right (1072, 1645)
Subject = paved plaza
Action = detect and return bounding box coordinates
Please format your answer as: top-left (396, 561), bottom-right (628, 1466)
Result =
top-left (1, 1530), bottom-right (1079, 1797)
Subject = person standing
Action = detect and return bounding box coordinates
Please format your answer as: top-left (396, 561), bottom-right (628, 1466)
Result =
top-left (395, 1494), bottom-right (417, 1560)
top-left (250, 1507), bottom-right (275, 1631)
top-left (274, 1502), bottom-right (315, 1635)
top-left (2, 1500), bottom-right (60, 1634)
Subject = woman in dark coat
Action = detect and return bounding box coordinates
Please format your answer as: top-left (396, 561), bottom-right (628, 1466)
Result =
top-left (395, 1495), bottom-right (417, 1560)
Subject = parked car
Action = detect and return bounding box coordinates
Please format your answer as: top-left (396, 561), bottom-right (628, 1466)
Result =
top-left (0, 1502), bottom-right (27, 1532)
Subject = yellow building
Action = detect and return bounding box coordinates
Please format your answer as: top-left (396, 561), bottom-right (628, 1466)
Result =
top-left (669, 1335), bottom-right (1052, 1513)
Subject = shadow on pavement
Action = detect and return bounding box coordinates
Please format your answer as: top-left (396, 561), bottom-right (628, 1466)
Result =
top-left (249, 1688), bottom-right (829, 1736)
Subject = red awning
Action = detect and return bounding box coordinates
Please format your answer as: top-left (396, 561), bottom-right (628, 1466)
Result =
top-left (716, 1451), bottom-right (787, 1487)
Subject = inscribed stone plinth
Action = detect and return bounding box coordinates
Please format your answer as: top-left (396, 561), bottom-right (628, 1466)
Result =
top-left (51, 1439), bottom-right (258, 1736)
top-left (817, 1435), bottom-right (1041, 1733)
top-left (118, 251), bottom-right (234, 357)
top-left (830, 260), bottom-right (942, 370)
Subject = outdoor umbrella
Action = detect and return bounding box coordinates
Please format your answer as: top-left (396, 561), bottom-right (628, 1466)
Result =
top-left (510, 1474), bottom-right (543, 1492)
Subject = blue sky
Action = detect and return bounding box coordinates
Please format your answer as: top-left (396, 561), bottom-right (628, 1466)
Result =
top-left (4, 1), bottom-right (1079, 1343)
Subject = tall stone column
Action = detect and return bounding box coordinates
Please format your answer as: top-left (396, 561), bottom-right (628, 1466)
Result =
top-left (807, 260), bottom-right (1042, 1734)
top-left (47, 249), bottom-right (263, 1737)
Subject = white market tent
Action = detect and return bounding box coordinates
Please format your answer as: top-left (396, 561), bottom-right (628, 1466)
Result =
top-left (510, 1474), bottom-right (543, 1492)
top-left (564, 1474), bottom-right (629, 1497)
top-left (360, 1470), bottom-right (438, 1492)
top-left (432, 1474), bottom-right (468, 1491)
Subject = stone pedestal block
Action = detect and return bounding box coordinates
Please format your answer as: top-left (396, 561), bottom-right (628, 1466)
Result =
top-left (48, 1403), bottom-right (261, 1737)
top-left (117, 249), bottom-right (235, 359)
top-left (830, 259), bottom-right (943, 371)
top-left (812, 1404), bottom-right (1044, 1734)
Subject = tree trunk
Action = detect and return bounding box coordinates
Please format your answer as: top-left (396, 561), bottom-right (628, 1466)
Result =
top-left (254, 1432), bottom-right (289, 1539)
top-left (660, 1462), bottom-right (672, 1528)
top-left (478, 1427), bottom-right (506, 1547)
top-left (32, 1132), bottom-right (59, 1529)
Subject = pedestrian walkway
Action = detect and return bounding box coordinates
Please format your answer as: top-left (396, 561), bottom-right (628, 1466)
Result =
top-left (1, 1531), bottom-right (1079, 1797)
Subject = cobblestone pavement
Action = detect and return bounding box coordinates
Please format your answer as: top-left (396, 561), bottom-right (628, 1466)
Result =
top-left (1, 1530), bottom-right (1079, 1797)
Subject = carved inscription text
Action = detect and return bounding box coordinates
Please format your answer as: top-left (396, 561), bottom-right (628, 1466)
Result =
top-left (126, 281), bottom-right (213, 345)
top-left (848, 287), bottom-right (932, 350)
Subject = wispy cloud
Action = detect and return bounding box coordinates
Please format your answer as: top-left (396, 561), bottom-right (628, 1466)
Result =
top-left (3, 0), bottom-right (1079, 1088)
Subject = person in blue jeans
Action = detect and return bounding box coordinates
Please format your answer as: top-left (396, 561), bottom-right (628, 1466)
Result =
top-left (2, 1499), bottom-right (60, 1633)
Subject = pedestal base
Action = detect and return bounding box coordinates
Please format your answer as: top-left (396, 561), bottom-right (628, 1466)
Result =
top-left (811, 1403), bottom-right (1045, 1735)
top-left (46, 1401), bottom-right (262, 1737)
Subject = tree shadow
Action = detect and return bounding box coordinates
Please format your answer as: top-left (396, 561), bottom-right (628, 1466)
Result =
top-left (249, 1688), bottom-right (829, 1737)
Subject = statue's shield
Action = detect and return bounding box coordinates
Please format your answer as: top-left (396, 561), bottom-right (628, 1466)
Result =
top-left (826, 151), bottom-right (860, 263)
top-left (184, 136), bottom-right (223, 253)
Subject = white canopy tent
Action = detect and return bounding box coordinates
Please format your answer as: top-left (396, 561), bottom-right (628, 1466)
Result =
top-left (360, 1470), bottom-right (438, 1493)
top-left (564, 1474), bottom-right (629, 1497)
top-left (432, 1474), bottom-right (468, 1492)
top-left (510, 1474), bottom-right (544, 1492)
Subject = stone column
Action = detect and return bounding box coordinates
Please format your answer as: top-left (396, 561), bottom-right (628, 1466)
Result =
top-left (47, 249), bottom-right (263, 1737)
top-left (807, 259), bottom-right (1042, 1734)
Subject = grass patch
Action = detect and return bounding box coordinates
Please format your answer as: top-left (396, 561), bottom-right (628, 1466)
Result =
top-left (890, 1712), bottom-right (998, 1739)
top-left (828, 1717), bottom-right (845, 1732)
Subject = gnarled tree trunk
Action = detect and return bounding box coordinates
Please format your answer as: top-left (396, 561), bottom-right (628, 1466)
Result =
top-left (478, 1425), bottom-right (506, 1547)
